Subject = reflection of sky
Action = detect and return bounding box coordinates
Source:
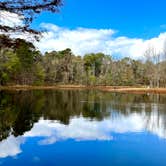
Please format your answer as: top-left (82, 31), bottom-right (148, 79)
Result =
top-left (0, 110), bottom-right (166, 158)
top-left (0, 136), bottom-right (24, 158)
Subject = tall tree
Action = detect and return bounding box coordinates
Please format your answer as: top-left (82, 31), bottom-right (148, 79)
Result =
top-left (144, 46), bottom-right (161, 87)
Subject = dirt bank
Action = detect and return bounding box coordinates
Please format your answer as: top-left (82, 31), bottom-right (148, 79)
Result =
top-left (0, 85), bottom-right (166, 94)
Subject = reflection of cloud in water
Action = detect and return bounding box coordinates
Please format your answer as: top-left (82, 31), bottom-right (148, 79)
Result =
top-left (1, 110), bottom-right (166, 158)
top-left (33, 156), bottom-right (41, 162)
top-left (23, 110), bottom-right (166, 142)
top-left (145, 106), bottom-right (166, 139)
top-left (0, 135), bottom-right (24, 158)
top-left (25, 113), bottom-right (145, 145)
top-left (24, 117), bottom-right (113, 145)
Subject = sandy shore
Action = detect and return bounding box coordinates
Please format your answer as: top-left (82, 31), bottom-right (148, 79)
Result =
top-left (0, 85), bottom-right (166, 94)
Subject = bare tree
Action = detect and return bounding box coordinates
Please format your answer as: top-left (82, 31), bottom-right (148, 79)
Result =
top-left (0, 0), bottom-right (62, 36)
top-left (144, 45), bottom-right (161, 87)
top-left (163, 40), bottom-right (166, 61)
top-left (160, 40), bottom-right (166, 87)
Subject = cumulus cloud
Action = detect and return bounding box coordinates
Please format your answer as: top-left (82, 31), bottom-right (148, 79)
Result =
top-left (35, 23), bottom-right (166, 59)
top-left (35, 23), bottom-right (115, 56)
top-left (1, 17), bottom-right (165, 59)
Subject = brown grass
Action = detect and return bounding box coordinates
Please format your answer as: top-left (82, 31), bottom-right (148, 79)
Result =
top-left (99, 87), bottom-right (166, 94)
top-left (0, 85), bottom-right (166, 94)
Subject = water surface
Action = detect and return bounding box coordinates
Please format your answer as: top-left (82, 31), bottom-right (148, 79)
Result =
top-left (0, 90), bottom-right (166, 166)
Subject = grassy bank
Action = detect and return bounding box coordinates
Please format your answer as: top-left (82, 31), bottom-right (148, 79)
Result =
top-left (0, 85), bottom-right (166, 94)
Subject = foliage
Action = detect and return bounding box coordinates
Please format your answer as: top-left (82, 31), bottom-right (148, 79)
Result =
top-left (0, 36), bottom-right (166, 87)
top-left (0, 36), bottom-right (44, 85)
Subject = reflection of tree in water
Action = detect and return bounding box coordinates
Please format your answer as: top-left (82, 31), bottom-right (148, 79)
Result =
top-left (102, 92), bottom-right (166, 137)
top-left (0, 90), bottom-right (111, 140)
top-left (43, 90), bottom-right (110, 124)
top-left (0, 90), bottom-right (166, 141)
top-left (12, 91), bottom-right (44, 136)
top-left (0, 90), bottom-right (45, 140)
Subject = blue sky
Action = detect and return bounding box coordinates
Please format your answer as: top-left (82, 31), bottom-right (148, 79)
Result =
top-left (1, 0), bottom-right (165, 58)
top-left (33, 0), bottom-right (166, 39)
top-left (4, 0), bottom-right (160, 58)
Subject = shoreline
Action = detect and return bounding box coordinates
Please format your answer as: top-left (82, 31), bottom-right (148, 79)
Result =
top-left (0, 85), bottom-right (166, 94)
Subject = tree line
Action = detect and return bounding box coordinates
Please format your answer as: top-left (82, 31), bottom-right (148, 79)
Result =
top-left (0, 35), bottom-right (166, 87)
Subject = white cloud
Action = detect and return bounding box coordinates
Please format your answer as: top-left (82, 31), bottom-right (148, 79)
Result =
top-left (36, 23), bottom-right (115, 56)
top-left (0, 11), bottom-right (23, 28)
top-left (1, 18), bottom-right (165, 59)
top-left (35, 23), bottom-right (166, 59)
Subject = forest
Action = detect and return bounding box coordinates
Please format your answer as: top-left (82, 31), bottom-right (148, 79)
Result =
top-left (0, 35), bottom-right (166, 87)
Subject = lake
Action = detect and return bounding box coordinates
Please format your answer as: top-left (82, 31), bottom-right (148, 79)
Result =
top-left (0, 90), bottom-right (166, 166)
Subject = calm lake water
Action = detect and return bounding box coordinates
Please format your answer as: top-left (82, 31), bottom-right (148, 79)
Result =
top-left (0, 90), bottom-right (166, 166)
